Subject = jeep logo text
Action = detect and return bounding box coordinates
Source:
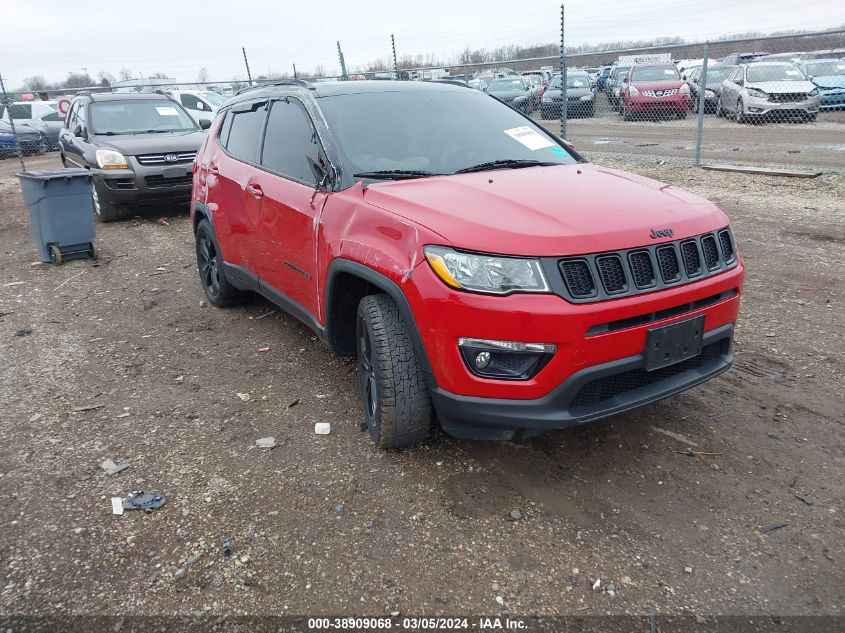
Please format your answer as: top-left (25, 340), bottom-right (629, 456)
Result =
top-left (650, 228), bottom-right (674, 239)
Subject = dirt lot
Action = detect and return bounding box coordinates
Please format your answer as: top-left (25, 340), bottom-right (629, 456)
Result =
top-left (1, 152), bottom-right (843, 622)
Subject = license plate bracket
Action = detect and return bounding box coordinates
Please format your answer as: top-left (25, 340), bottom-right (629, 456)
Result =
top-left (644, 315), bottom-right (705, 372)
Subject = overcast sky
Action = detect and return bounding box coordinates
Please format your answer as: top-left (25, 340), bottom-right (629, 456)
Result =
top-left (2, 0), bottom-right (843, 87)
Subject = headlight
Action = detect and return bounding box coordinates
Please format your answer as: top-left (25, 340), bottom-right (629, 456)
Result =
top-left (579, 94), bottom-right (593, 101)
top-left (809, 88), bottom-right (819, 97)
top-left (704, 89), bottom-right (715, 97)
top-left (628, 85), bottom-right (640, 96)
top-left (747, 88), bottom-right (767, 99)
top-left (679, 83), bottom-right (690, 95)
top-left (95, 148), bottom-right (128, 169)
top-left (424, 246), bottom-right (549, 295)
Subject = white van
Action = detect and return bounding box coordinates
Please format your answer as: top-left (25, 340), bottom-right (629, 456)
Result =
top-left (165, 90), bottom-right (225, 124)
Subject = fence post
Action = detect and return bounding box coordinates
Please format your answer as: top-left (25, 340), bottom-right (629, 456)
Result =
top-left (559, 4), bottom-right (567, 139)
top-left (241, 47), bottom-right (253, 86)
top-left (0, 73), bottom-right (26, 173)
top-left (694, 42), bottom-right (710, 167)
top-left (391, 34), bottom-right (399, 79)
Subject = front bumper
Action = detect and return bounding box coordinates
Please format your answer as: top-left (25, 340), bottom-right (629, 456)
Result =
top-left (743, 94), bottom-right (820, 116)
top-left (407, 255), bottom-right (744, 436)
top-left (819, 91), bottom-right (845, 110)
top-left (625, 94), bottom-right (689, 112)
top-left (93, 156), bottom-right (193, 204)
top-left (433, 324), bottom-right (733, 438)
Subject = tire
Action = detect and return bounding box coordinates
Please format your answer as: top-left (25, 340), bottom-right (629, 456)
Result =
top-left (717, 97), bottom-right (726, 118)
top-left (48, 245), bottom-right (62, 266)
top-left (692, 96), bottom-right (700, 113)
top-left (88, 242), bottom-right (98, 260)
top-left (805, 113), bottom-right (817, 122)
top-left (356, 294), bottom-right (432, 449)
top-left (195, 219), bottom-right (247, 307)
top-left (92, 180), bottom-right (122, 223)
top-left (60, 153), bottom-right (67, 167)
top-left (735, 98), bottom-right (746, 124)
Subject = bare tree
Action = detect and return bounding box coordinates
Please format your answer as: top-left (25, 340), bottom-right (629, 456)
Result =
top-left (149, 72), bottom-right (169, 79)
top-left (118, 67), bottom-right (134, 82)
top-left (312, 64), bottom-right (326, 78)
top-left (98, 71), bottom-right (116, 86)
top-left (22, 76), bottom-right (50, 91)
top-left (197, 67), bottom-right (210, 83)
top-left (63, 72), bottom-right (95, 89)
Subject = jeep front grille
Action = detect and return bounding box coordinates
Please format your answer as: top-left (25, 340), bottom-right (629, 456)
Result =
top-left (553, 227), bottom-right (738, 303)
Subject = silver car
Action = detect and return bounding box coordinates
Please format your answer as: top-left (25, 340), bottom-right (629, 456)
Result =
top-left (718, 62), bottom-right (820, 123)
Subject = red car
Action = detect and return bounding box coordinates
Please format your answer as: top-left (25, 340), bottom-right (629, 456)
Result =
top-left (191, 80), bottom-right (743, 448)
top-left (620, 63), bottom-right (690, 119)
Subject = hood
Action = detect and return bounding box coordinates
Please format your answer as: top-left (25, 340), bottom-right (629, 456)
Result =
top-left (361, 164), bottom-right (730, 256)
top-left (0, 121), bottom-right (38, 136)
top-left (747, 80), bottom-right (816, 93)
top-left (89, 130), bottom-right (206, 156)
top-left (544, 87), bottom-right (592, 99)
top-left (812, 75), bottom-right (845, 89)
top-left (631, 79), bottom-right (683, 90)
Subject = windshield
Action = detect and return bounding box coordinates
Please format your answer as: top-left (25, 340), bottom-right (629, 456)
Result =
top-left (612, 66), bottom-right (631, 79)
top-left (567, 75), bottom-right (591, 88)
top-left (199, 91), bottom-right (225, 106)
top-left (705, 67), bottom-right (735, 82)
top-left (805, 61), bottom-right (845, 76)
top-left (631, 65), bottom-right (680, 81)
top-left (90, 100), bottom-right (197, 134)
top-left (318, 89), bottom-right (577, 176)
top-left (549, 75), bottom-right (562, 89)
top-left (488, 78), bottom-right (525, 91)
top-left (747, 65), bottom-right (806, 82)
top-left (600, 67), bottom-right (612, 76)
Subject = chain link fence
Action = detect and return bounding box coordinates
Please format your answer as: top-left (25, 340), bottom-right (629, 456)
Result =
top-left (2, 14), bottom-right (844, 172)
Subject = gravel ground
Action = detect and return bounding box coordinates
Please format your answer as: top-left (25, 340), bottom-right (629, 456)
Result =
top-left (0, 152), bottom-right (843, 621)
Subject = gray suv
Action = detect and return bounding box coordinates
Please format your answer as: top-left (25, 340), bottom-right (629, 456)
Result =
top-left (59, 92), bottom-right (211, 222)
top-left (717, 62), bottom-right (820, 123)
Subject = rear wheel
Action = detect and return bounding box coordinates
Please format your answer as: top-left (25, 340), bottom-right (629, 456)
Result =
top-left (716, 96), bottom-right (725, 118)
top-left (195, 219), bottom-right (246, 307)
top-left (356, 294), bottom-right (432, 449)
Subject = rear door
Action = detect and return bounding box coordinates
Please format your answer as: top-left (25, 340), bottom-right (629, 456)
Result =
top-left (253, 97), bottom-right (327, 318)
top-left (205, 100), bottom-right (267, 273)
top-left (61, 101), bottom-right (87, 167)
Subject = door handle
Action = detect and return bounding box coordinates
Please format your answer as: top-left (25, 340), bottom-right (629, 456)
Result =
top-left (246, 183), bottom-right (264, 199)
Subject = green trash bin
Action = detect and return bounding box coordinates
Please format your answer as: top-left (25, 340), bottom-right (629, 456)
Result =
top-left (17, 169), bottom-right (97, 265)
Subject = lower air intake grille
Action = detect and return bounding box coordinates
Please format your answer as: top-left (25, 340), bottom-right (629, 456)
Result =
top-left (560, 260), bottom-right (596, 298)
top-left (656, 246), bottom-right (681, 283)
top-left (680, 241), bottom-right (702, 277)
top-left (570, 340), bottom-right (726, 409)
top-left (596, 255), bottom-right (627, 294)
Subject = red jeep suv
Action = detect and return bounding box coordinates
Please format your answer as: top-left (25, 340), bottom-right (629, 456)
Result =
top-left (191, 80), bottom-right (743, 448)
top-left (620, 63), bottom-right (690, 119)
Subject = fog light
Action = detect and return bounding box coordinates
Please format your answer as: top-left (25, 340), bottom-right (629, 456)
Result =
top-left (458, 337), bottom-right (556, 380)
top-left (475, 351), bottom-right (491, 369)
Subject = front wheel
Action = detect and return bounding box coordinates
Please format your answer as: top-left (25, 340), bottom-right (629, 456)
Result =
top-left (92, 180), bottom-right (122, 223)
top-left (356, 294), bottom-right (432, 449)
top-left (735, 98), bottom-right (746, 124)
top-left (716, 97), bottom-right (725, 118)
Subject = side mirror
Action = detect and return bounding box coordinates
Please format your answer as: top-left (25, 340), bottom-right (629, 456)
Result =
top-left (199, 118), bottom-right (212, 130)
top-left (73, 125), bottom-right (84, 138)
top-left (733, 77), bottom-right (743, 85)
top-left (682, 75), bottom-right (687, 81)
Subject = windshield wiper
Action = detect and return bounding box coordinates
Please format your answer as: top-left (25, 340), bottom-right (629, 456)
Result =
top-left (454, 159), bottom-right (561, 174)
top-left (353, 170), bottom-right (442, 180)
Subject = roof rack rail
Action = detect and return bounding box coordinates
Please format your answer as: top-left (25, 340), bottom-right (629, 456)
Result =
top-left (235, 79), bottom-right (312, 95)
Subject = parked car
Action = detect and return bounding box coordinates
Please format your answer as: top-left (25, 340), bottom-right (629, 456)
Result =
top-left (524, 73), bottom-right (545, 106)
top-left (619, 63), bottom-right (690, 120)
top-left (0, 101), bottom-right (63, 149)
top-left (675, 59), bottom-right (703, 78)
top-left (606, 65), bottom-right (632, 109)
top-left (468, 76), bottom-right (490, 90)
top-left (757, 52), bottom-right (803, 64)
top-left (484, 76), bottom-right (535, 113)
top-left (797, 59), bottom-right (845, 110)
top-left (191, 79), bottom-right (744, 448)
top-left (722, 52), bottom-right (769, 65)
top-left (540, 72), bottom-right (595, 118)
top-left (165, 90), bottom-right (225, 124)
top-left (717, 63), bottom-right (820, 123)
top-left (0, 119), bottom-right (47, 157)
top-left (596, 65), bottom-right (613, 90)
top-left (59, 91), bottom-right (212, 222)
top-left (686, 65), bottom-right (737, 113)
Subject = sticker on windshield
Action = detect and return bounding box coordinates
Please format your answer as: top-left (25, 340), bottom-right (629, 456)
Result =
top-left (155, 106), bottom-right (179, 116)
top-left (504, 126), bottom-right (555, 151)
top-left (785, 70), bottom-right (801, 76)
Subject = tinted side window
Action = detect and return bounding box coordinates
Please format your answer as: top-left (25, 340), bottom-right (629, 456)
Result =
top-left (260, 100), bottom-right (320, 184)
top-left (66, 102), bottom-right (79, 128)
top-left (218, 110), bottom-right (233, 146)
top-left (180, 94), bottom-right (201, 110)
top-left (225, 103), bottom-right (266, 163)
top-left (9, 104), bottom-right (32, 119)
